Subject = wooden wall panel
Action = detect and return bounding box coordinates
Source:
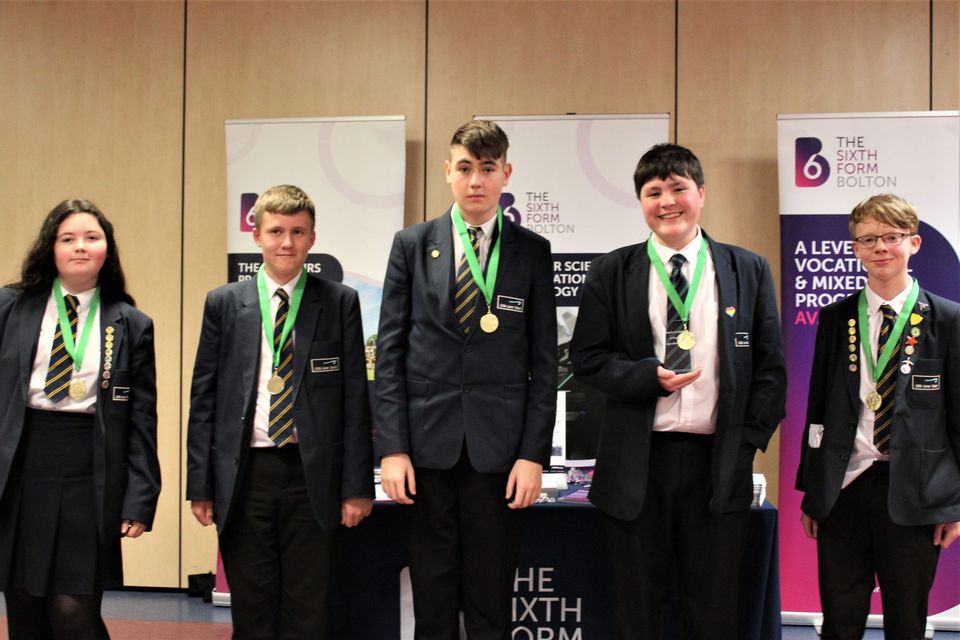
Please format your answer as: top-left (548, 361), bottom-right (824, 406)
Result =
top-left (3, 0), bottom-right (956, 588)
top-left (0, 1), bottom-right (185, 586)
top-left (677, 0), bottom-right (930, 504)
top-left (181, 0), bottom-right (426, 583)
top-left (933, 0), bottom-right (959, 109)
top-left (426, 0), bottom-right (675, 218)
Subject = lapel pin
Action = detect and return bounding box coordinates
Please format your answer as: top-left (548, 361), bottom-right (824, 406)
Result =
top-left (725, 306), bottom-right (735, 317)
top-left (909, 313), bottom-right (923, 326)
top-left (430, 249), bottom-right (440, 259)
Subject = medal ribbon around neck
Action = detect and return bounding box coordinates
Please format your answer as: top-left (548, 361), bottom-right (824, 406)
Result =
top-left (257, 265), bottom-right (308, 371)
top-left (858, 278), bottom-right (919, 386)
top-left (646, 233), bottom-right (708, 327)
top-left (451, 203), bottom-right (502, 312)
top-left (53, 277), bottom-right (101, 373)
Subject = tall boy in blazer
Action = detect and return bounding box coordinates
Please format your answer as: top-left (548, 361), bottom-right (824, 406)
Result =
top-left (186, 185), bottom-right (373, 639)
top-left (570, 144), bottom-right (786, 639)
top-left (796, 194), bottom-right (960, 639)
top-left (375, 120), bottom-right (557, 640)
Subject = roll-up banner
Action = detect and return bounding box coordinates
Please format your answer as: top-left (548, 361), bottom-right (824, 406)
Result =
top-left (777, 111), bottom-right (960, 629)
top-left (479, 113), bottom-right (670, 466)
top-left (225, 116), bottom-right (406, 374)
top-left (215, 116), bottom-right (405, 606)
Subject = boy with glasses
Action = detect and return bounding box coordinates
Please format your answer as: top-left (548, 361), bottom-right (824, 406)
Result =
top-left (797, 193), bottom-right (960, 639)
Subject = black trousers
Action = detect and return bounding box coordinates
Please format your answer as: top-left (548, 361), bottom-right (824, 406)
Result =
top-left (402, 449), bottom-right (523, 640)
top-left (818, 462), bottom-right (940, 640)
top-left (219, 445), bottom-right (335, 640)
top-left (603, 432), bottom-right (750, 640)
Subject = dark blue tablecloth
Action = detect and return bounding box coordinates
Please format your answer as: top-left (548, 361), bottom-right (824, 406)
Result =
top-left (328, 501), bottom-right (781, 639)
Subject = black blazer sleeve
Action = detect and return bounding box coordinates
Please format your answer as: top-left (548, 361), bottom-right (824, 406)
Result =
top-left (741, 256), bottom-right (787, 452)
top-left (339, 287), bottom-right (375, 498)
top-left (519, 235), bottom-right (558, 465)
top-left (186, 290), bottom-right (222, 500)
top-left (570, 251), bottom-right (664, 402)
top-left (373, 231), bottom-right (413, 457)
top-left (120, 313), bottom-right (161, 528)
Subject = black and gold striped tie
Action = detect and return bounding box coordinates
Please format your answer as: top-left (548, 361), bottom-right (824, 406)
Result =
top-left (664, 254), bottom-right (691, 372)
top-left (873, 304), bottom-right (899, 454)
top-left (454, 227), bottom-right (482, 333)
top-left (44, 294), bottom-right (79, 402)
top-left (268, 288), bottom-right (295, 446)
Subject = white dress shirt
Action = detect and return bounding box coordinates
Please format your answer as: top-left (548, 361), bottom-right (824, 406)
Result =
top-left (843, 281), bottom-right (912, 488)
top-left (647, 228), bottom-right (720, 434)
top-left (251, 270), bottom-right (302, 447)
top-left (452, 211), bottom-right (497, 273)
top-left (28, 286), bottom-right (101, 413)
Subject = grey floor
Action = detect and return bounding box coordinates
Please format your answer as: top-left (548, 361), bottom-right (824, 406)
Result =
top-left (0, 591), bottom-right (958, 638)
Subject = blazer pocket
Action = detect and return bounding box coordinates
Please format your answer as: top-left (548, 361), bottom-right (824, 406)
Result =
top-left (906, 358), bottom-right (943, 410)
top-left (919, 447), bottom-right (960, 509)
top-left (307, 341), bottom-right (342, 388)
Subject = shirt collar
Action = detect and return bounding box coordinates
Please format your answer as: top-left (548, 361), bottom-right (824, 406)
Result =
top-left (865, 280), bottom-right (912, 317)
top-left (452, 209), bottom-right (498, 238)
top-left (263, 268), bottom-right (302, 299)
top-left (54, 285), bottom-right (97, 311)
top-left (650, 226), bottom-right (702, 266)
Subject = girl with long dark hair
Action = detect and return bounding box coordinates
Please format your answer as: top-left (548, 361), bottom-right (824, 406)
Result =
top-left (0, 198), bottom-right (160, 639)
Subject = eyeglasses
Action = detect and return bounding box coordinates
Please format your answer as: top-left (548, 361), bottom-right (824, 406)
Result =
top-left (853, 232), bottom-right (913, 249)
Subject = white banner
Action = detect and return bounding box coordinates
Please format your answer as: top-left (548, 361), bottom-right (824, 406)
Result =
top-left (225, 116), bottom-right (406, 366)
top-left (478, 114), bottom-right (669, 462)
top-left (777, 110), bottom-right (960, 628)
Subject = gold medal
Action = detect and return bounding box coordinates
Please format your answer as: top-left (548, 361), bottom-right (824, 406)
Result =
top-left (267, 374), bottom-right (285, 394)
top-left (479, 312), bottom-right (499, 333)
top-left (676, 329), bottom-right (696, 351)
top-left (69, 379), bottom-right (87, 401)
top-left (865, 390), bottom-right (882, 411)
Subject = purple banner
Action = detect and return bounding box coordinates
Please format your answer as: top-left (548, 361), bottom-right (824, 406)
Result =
top-left (779, 214), bottom-right (960, 615)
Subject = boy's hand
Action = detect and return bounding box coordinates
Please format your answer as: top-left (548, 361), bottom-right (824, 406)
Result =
top-left (657, 366), bottom-right (702, 393)
top-left (800, 512), bottom-right (818, 539)
top-left (933, 521), bottom-right (960, 549)
top-left (506, 459), bottom-right (542, 509)
top-left (380, 453), bottom-right (416, 504)
top-left (341, 498), bottom-right (373, 527)
top-left (190, 499), bottom-right (214, 526)
top-left (121, 520), bottom-right (147, 538)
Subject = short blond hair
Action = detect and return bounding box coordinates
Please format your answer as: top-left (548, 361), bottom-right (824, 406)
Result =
top-left (252, 184), bottom-right (315, 229)
top-left (848, 193), bottom-right (918, 239)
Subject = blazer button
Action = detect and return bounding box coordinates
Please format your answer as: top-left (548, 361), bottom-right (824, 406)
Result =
top-left (233, 457), bottom-right (239, 465)
top-left (839, 455), bottom-right (849, 462)
top-left (463, 385), bottom-right (472, 393)
top-left (465, 346), bottom-right (473, 353)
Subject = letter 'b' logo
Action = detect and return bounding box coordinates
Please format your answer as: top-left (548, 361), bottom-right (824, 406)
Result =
top-left (795, 137), bottom-right (830, 187)
top-left (239, 193), bottom-right (258, 232)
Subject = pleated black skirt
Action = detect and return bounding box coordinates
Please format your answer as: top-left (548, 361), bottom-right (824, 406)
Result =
top-left (0, 409), bottom-right (106, 595)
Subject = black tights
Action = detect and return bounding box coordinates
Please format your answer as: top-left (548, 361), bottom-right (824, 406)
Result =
top-left (4, 589), bottom-right (110, 640)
